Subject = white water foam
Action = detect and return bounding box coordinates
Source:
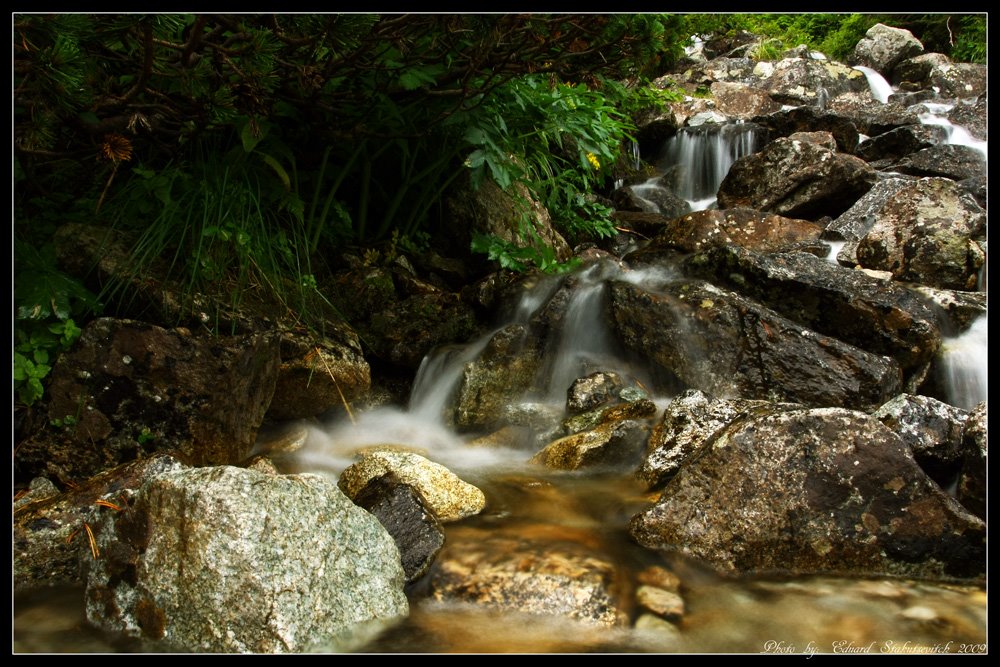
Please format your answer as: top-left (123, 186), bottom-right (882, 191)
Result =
top-left (938, 315), bottom-right (988, 410)
top-left (853, 65), bottom-right (894, 104)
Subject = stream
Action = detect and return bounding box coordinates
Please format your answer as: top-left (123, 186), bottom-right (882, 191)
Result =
top-left (13, 50), bottom-right (988, 656)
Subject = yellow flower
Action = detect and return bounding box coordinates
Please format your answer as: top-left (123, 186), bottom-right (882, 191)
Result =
top-left (586, 152), bottom-right (601, 170)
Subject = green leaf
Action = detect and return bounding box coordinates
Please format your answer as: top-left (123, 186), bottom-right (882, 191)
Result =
top-left (258, 153), bottom-right (291, 190)
top-left (240, 119), bottom-right (267, 153)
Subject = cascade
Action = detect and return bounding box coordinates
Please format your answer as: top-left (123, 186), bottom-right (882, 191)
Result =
top-left (917, 101), bottom-right (988, 161)
top-left (938, 315), bottom-right (988, 410)
top-left (853, 65), bottom-right (894, 103)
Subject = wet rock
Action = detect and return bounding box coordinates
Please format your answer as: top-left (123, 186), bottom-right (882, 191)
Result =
top-left (826, 98), bottom-right (922, 137)
top-left (854, 177), bottom-right (986, 290)
top-left (353, 473), bottom-right (445, 583)
top-left (764, 58), bottom-right (869, 107)
top-left (709, 81), bottom-right (782, 119)
top-left (851, 23), bottom-right (924, 75)
top-left (567, 371), bottom-right (625, 414)
top-left (454, 324), bottom-right (541, 430)
top-left (751, 106), bottom-right (861, 154)
top-left (14, 455), bottom-right (185, 591)
top-left (636, 585), bottom-right (685, 621)
top-left (85, 464), bottom-right (408, 653)
top-left (338, 449), bottom-right (486, 522)
top-left (612, 182), bottom-right (691, 219)
top-left (787, 130), bottom-right (838, 150)
top-left (958, 175), bottom-right (987, 211)
top-left (947, 97), bottom-right (987, 142)
top-left (369, 291), bottom-right (480, 370)
top-left (893, 55), bottom-right (987, 99)
top-left (610, 279), bottom-right (902, 410)
top-left (910, 286), bottom-right (987, 332)
top-left (894, 145), bottom-right (987, 182)
top-left (532, 418), bottom-right (649, 472)
top-left (873, 394), bottom-right (968, 485)
top-left (625, 208), bottom-right (825, 261)
top-left (856, 124), bottom-right (947, 162)
top-left (497, 402), bottom-right (564, 448)
top-left (267, 327), bottom-right (370, 420)
top-left (957, 401), bottom-right (986, 520)
top-left (681, 245), bottom-right (942, 380)
top-left (429, 526), bottom-right (626, 627)
top-left (16, 318), bottom-right (280, 483)
top-left (639, 389), bottom-right (800, 490)
top-left (717, 137), bottom-right (876, 220)
top-left (824, 177), bottom-right (916, 264)
top-left (633, 114), bottom-right (682, 158)
top-left (562, 398), bottom-right (658, 437)
top-left (630, 408), bottom-right (986, 579)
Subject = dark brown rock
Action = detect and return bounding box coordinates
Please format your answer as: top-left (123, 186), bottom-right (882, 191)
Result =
top-left (895, 145), bottom-right (987, 182)
top-left (873, 394), bottom-right (968, 485)
top-left (957, 401), bottom-right (986, 520)
top-left (630, 408), bottom-right (986, 580)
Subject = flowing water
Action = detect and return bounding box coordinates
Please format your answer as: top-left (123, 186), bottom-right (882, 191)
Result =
top-left (853, 65), bottom-right (894, 104)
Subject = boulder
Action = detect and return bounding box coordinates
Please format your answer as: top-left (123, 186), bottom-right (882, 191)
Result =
top-left (532, 400), bottom-right (655, 472)
top-left (609, 279), bottom-right (902, 410)
top-left (630, 408), bottom-right (986, 579)
top-left (893, 55), bottom-right (987, 99)
top-left (824, 177), bottom-right (916, 264)
top-left (612, 182), bottom-right (691, 219)
top-left (851, 23), bottom-right (924, 75)
top-left (856, 124), bottom-right (947, 162)
top-left (682, 245), bottom-right (943, 380)
top-left (947, 97), bottom-right (987, 142)
top-left (717, 137), bottom-right (876, 220)
top-left (873, 394), bottom-right (968, 484)
top-left (957, 401), bottom-right (986, 520)
top-left (85, 464), bottom-right (408, 653)
top-left (16, 318), bottom-right (280, 483)
top-left (709, 81), bottom-right (782, 119)
top-left (764, 58), bottom-right (869, 107)
top-left (854, 177), bottom-right (986, 290)
top-left (751, 106), bottom-right (861, 153)
top-left (894, 145), bottom-right (988, 182)
top-left (567, 371), bottom-right (625, 414)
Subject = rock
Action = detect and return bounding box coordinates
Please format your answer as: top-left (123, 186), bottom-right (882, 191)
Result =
top-left (453, 324), bottom-right (541, 430)
top-left (947, 97), bottom-right (987, 142)
top-left (633, 114), bottom-right (682, 159)
top-left (751, 106), bottom-right (861, 154)
top-left (636, 565), bottom-right (682, 593)
top-left (856, 124), bottom-right (947, 162)
top-left (567, 371), bottom-right (624, 414)
top-left (532, 418), bottom-right (649, 471)
top-left (14, 455), bottom-right (185, 591)
top-left (609, 279), bottom-right (902, 410)
top-left (686, 110), bottom-right (730, 126)
top-left (764, 58), bottom-right (869, 107)
top-left (429, 526), bottom-right (626, 626)
top-left (267, 327), bottom-right (370, 420)
top-left (85, 464), bottom-right (408, 652)
top-left (873, 394), bottom-right (968, 485)
top-left (562, 398), bottom-right (658, 437)
top-left (443, 172), bottom-right (572, 263)
top-left (498, 402), bottom-right (564, 448)
top-left (851, 23), bottom-right (924, 75)
top-left (786, 130), bottom-right (838, 150)
top-left (611, 210), bottom-right (676, 239)
top-left (612, 182), bottom-right (691, 219)
top-left (682, 245), bottom-right (942, 380)
top-left (701, 32), bottom-right (759, 60)
top-left (630, 408), bottom-right (986, 579)
top-left (636, 585), bottom-right (685, 621)
top-left (639, 389), bottom-right (800, 490)
top-left (894, 145), bottom-right (988, 182)
top-left (16, 318), bottom-right (280, 483)
top-left (709, 81), bottom-right (782, 119)
top-left (624, 208), bottom-right (825, 261)
top-left (824, 177), bottom-right (916, 264)
top-left (717, 137), bottom-right (876, 220)
top-left (854, 177), bottom-right (986, 290)
top-left (911, 286), bottom-right (987, 332)
top-left (368, 290), bottom-right (480, 370)
top-left (957, 401), bottom-right (986, 520)
top-left (338, 449), bottom-right (486, 522)
top-left (825, 98), bottom-right (922, 137)
top-left (893, 54), bottom-right (987, 99)
top-left (352, 473), bottom-right (445, 583)
top-left (958, 175), bottom-right (987, 211)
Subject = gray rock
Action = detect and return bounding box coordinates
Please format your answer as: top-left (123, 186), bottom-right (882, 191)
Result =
top-left (562, 398), bottom-right (658, 436)
top-left (855, 177), bottom-right (986, 290)
top-left (16, 318), bottom-right (280, 483)
top-left (14, 455), bottom-right (185, 591)
top-left (873, 394), bottom-right (968, 484)
top-left (532, 417), bottom-right (650, 472)
top-left (947, 97), bottom-right (987, 142)
top-left (567, 371), bottom-right (624, 414)
top-left (763, 58), bottom-right (869, 108)
top-left (610, 279), bottom-right (902, 410)
top-left (825, 177), bottom-right (917, 264)
top-left (85, 465), bottom-right (408, 653)
top-left (894, 55), bottom-right (987, 99)
top-left (851, 23), bottom-right (924, 75)
top-left (717, 137), bottom-right (876, 220)
top-left (911, 286), bottom-right (987, 332)
top-left (709, 81), bottom-right (782, 119)
top-left (681, 245), bottom-right (942, 380)
top-left (895, 145), bottom-right (987, 182)
top-left (958, 401), bottom-right (986, 520)
top-left (353, 473), bottom-right (445, 583)
top-left (630, 408), bottom-right (986, 579)
top-left (856, 124), bottom-right (947, 162)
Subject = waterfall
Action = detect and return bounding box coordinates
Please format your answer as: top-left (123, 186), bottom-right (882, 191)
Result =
top-left (823, 240), bottom-right (846, 265)
top-left (917, 102), bottom-right (988, 161)
top-left (853, 65), bottom-right (894, 103)
top-left (938, 315), bottom-right (988, 410)
top-left (655, 121), bottom-right (762, 211)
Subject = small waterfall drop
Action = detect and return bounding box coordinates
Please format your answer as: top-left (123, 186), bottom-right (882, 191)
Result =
top-left (917, 102), bottom-right (988, 161)
top-left (938, 315), bottom-right (988, 410)
top-left (853, 65), bottom-right (894, 103)
top-left (655, 121), bottom-right (763, 211)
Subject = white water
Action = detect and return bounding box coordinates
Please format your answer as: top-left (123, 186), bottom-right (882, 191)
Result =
top-left (939, 315), bottom-right (988, 410)
top-left (917, 104), bottom-right (988, 161)
top-left (824, 240), bottom-right (847, 265)
top-left (853, 65), bottom-right (894, 104)
top-left (655, 122), bottom-right (762, 210)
